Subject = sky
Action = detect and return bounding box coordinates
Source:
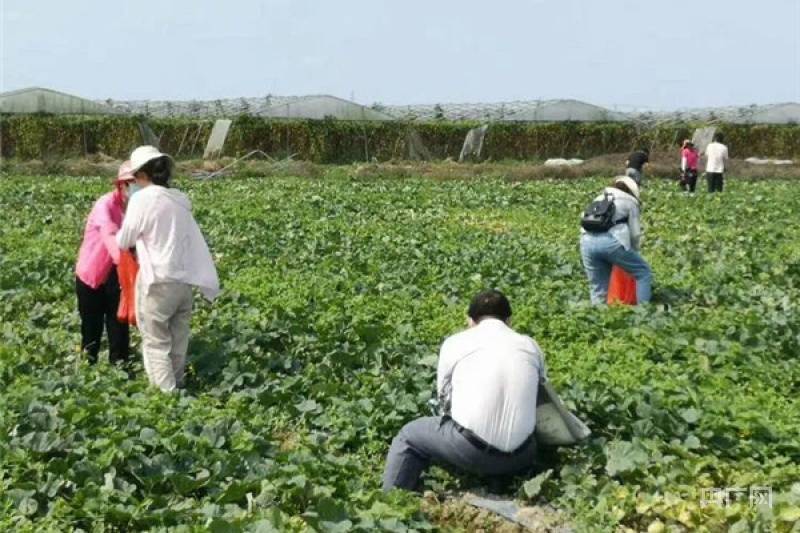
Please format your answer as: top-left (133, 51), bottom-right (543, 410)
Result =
top-left (2, 0), bottom-right (799, 111)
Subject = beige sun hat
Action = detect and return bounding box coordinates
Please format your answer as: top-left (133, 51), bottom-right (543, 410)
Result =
top-left (614, 176), bottom-right (641, 201)
top-left (129, 145), bottom-right (173, 173)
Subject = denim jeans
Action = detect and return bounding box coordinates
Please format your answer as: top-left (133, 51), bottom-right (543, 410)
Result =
top-left (382, 416), bottom-right (539, 492)
top-left (580, 233), bottom-right (652, 304)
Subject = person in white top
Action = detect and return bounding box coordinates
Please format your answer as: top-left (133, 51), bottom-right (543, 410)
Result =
top-left (704, 133), bottom-right (729, 193)
top-left (382, 290), bottom-right (545, 492)
top-left (116, 146), bottom-right (220, 392)
top-left (579, 176), bottom-right (652, 304)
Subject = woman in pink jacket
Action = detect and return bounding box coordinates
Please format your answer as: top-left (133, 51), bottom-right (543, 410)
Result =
top-left (679, 140), bottom-right (700, 194)
top-left (75, 162), bottom-right (137, 364)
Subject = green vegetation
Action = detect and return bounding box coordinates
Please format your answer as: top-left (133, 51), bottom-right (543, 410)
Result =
top-left (1, 172), bottom-right (799, 531)
top-left (2, 114), bottom-right (799, 161)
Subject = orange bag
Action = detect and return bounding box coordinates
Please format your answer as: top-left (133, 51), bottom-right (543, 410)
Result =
top-left (607, 265), bottom-right (637, 305)
top-left (117, 251), bottom-right (139, 325)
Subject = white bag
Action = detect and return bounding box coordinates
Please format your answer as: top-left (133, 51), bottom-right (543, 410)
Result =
top-left (535, 378), bottom-right (591, 446)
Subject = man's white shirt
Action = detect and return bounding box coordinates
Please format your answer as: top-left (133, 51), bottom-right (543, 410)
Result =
top-left (705, 142), bottom-right (729, 173)
top-left (437, 318), bottom-right (546, 452)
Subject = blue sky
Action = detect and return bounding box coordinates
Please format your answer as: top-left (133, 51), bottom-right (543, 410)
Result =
top-left (2, 0), bottom-right (798, 110)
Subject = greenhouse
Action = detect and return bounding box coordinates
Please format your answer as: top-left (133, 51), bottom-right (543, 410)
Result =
top-left (0, 87), bottom-right (119, 115)
top-left (499, 99), bottom-right (626, 122)
top-left (259, 95), bottom-right (393, 121)
top-left (739, 102), bottom-right (800, 124)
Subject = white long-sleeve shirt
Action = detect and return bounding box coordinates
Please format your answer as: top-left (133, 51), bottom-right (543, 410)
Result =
top-left (580, 187), bottom-right (643, 251)
top-left (116, 185), bottom-right (220, 301)
top-left (437, 318), bottom-right (546, 452)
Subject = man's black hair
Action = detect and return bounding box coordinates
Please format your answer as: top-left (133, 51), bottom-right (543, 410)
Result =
top-left (468, 289), bottom-right (512, 322)
top-left (640, 147), bottom-right (650, 154)
top-left (712, 133), bottom-right (725, 143)
top-left (139, 156), bottom-right (172, 187)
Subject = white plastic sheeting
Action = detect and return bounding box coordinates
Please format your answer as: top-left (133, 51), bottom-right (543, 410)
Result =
top-left (203, 120), bottom-right (233, 159)
top-left (745, 157), bottom-right (794, 165)
top-left (692, 127), bottom-right (717, 155)
top-left (742, 103), bottom-right (800, 124)
top-left (105, 94), bottom-right (393, 120)
top-left (0, 87), bottom-right (119, 115)
top-left (499, 99), bottom-right (626, 122)
top-left (544, 158), bottom-right (584, 167)
top-left (385, 99), bottom-right (625, 122)
top-left (259, 95), bottom-right (393, 121)
top-left (458, 124), bottom-right (489, 162)
top-left (100, 94), bottom-right (800, 124)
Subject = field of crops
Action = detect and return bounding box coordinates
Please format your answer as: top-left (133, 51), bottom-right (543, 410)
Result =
top-left (1, 172), bottom-right (799, 532)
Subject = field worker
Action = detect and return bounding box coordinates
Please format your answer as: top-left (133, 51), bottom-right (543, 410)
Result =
top-left (625, 147), bottom-right (649, 186)
top-left (382, 290), bottom-right (545, 492)
top-left (680, 140), bottom-right (700, 194)
top-left (704, 133), bottom-right (729, 193)
top-left (74, 161), bottom-right (136, 364)
top-left (116, 146), bottom-right (219, 392)
top-left (580, 176), bottom-right (652, 304)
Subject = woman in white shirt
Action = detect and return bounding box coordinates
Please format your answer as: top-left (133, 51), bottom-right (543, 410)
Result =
top-left (116, 146), bottom-right (220, 392)
top-left (579, 177), bottom-right (652, 304)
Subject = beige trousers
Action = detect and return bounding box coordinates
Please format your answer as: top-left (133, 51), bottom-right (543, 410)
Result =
top-left (135, 278), bottom-right (193, 392)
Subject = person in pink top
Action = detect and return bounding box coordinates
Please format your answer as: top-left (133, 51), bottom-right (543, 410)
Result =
top-left (75, 161), bottom-right (137, 364)
top-left (679, 140), bottom-right (700, 194)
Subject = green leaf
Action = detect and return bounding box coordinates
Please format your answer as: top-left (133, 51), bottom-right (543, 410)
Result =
top-left (605, 440), bottom-right (649, 476)
top-left (208, 518), bottom-right (239, 533)
top-left (680, 408), bottom-right (701, 424)
top-left (296, 399), bottom-right (320, 413)
top-left (683, 435), bottom-right (701, 449)
top-left (778, 505), bottom-right (800, 522)
top-left (521, 469), bottom-right (552, 500)
top-left (139, 427), bottom-right (157, 442)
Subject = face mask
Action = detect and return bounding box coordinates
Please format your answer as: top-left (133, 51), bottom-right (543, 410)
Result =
top-left (127, 183), bottom-right (142, 198)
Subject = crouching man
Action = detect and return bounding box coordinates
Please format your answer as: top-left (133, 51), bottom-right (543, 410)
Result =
top-left (382, 289), bottom-right (545, 491)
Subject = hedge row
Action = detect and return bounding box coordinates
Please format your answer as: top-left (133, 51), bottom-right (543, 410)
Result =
top-left (1, 114), bottom-right (798, 162)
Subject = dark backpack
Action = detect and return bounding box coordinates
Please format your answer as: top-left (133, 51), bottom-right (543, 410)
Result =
top-left (581, 192), bottom-right (627, 233)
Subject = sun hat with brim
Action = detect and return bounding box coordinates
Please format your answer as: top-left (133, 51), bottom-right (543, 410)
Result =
top-left (116, 160), bottom-right (135, 182)
top-left (614, 176), bottom-right (641, 202)
top-left (129, 145), bottom-right (173, 173)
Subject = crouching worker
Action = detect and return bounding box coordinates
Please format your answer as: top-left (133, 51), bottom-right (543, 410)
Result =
top-left (116, 146), bottom-right (220, 392)
top-left (580, 176), bottom-right (652, 305)
top-left (382, 290), bottom-right (545, 492)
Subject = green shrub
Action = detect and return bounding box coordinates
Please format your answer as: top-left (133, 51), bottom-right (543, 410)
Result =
top-left (1, 115), bottom-right (798, 162)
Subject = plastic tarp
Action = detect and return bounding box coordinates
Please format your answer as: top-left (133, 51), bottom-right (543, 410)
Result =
top-left (459, 124), bottom-right (489, 162)
top-left (544, 158), bottom-right (584, 167)
top-left (203, 119), bottom-right (233, 159)
top-left (692, 127), bottom-right (716, 155)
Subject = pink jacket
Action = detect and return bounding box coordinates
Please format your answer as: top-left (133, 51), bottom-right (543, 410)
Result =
top-left (681, 147), bottom-right (699, 171)
top-left (75, 191), bottom-right (125, 289)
